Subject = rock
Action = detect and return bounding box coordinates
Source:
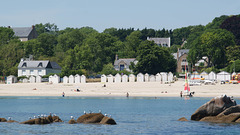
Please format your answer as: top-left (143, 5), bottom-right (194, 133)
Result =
top-left (100, 116), bottom-right (117, 125)
top-left (20, 118), bottom-right (51, 124)
top-left (52, 116), bottom-right (63, 122)
top-left (77, 113), bottom-right (104, 123)
top-left (178, 117), bottom-right (188, 121)
top-left (217, 105), bottom-right (240, 117)
top-left (7, 120), bottom-right (18, 123)
top-left (200, 113), bottom-right (240, 123)
top-left (68, 119), bottom-right (77, 124)
top-left (0, 118), bottom-right (7, 122)
top-left (191, 95), bottom-right (236, 121)
top-left (20, 119), bottom-right (37, 124)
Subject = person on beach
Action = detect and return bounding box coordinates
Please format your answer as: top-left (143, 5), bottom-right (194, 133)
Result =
top-left (180, 91), bottom-right (183, 97)
top-left (126, 92), bottom-right (129, 97)
top-left (62, 92), bottom-right (65, 97)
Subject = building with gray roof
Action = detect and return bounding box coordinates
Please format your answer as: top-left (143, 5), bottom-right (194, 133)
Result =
top-left (18, 59), bottom-right (61, 77)
top-left (11, 25), bottom-right (38, 41)
top-left (147, 37), bottom-right (171, 47)
top-left (114, 55), bottom-right (138, 72)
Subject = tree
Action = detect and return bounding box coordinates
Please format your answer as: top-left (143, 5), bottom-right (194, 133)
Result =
top-left (220, 15), bottom-right (240, 45)
top-left (124, 31), bottom-right (142, 58)
top-left (0, 27), bottom-right (15, 46)
top-left (205, 15), bottom-right (228, 29)
top-left (35, 23), bottom-right (59, 35)
top-left (188, 29), bottom-right (236, 68)
top-left (37, 33), bottom-right (57, 57)
top-left (133, 41), bottom-right (176, 74)
top-left (226, 45), bottom-right (240, 62)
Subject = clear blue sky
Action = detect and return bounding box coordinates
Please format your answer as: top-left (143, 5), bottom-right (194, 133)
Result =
top-left (1, 0), bottom-right (239, 32)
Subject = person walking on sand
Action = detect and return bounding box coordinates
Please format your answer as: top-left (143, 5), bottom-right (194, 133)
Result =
top-left (180, 91), bottom-right (183, 97)
top-left (126, 92), bottom-right (129, 97)
top-left (62, 92), bottom-right (65, 97)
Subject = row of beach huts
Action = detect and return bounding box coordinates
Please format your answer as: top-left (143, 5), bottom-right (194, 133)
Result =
top-left (5, 71), bottom-right (239, 84)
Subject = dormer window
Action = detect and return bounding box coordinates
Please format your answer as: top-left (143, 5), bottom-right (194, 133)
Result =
top-left (22, 62), bottom-right (27, 67)
top-left (38, 62), bottom-right (43, 67)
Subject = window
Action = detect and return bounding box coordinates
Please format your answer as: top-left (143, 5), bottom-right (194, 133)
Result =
top-left (30, 70), bottom-right (34, 75)
top-left (182, 59), bottom-right (187, 62)
top-left (38, 62), bottom-right (43, 67)
top-left (22, 62), bottom-right (27, 67)
top-left (120, 65), bottom-right (124, 71)
top-left (38, 70), bottom-right (42, 75)
top-left (22, 70), bottom-right (26, 75)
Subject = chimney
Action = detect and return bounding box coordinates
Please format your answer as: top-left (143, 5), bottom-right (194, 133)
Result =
top-left (32, 25), bottom-right (35, 29)
top-left (8, 26), bottom-right (11, 28)
top-left (115, 54), bottom-right (119, 60)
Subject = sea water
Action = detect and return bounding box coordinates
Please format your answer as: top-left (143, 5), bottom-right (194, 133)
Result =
top-left (0, 96), bottom-right (240, 135)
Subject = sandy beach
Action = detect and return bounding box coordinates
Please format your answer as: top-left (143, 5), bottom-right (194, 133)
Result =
top-left (0, 79), bottom-right (239, 97)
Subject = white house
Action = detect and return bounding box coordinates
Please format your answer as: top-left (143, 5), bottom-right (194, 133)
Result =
top-left (18, 59), bottom-right (61, 77)
top-left (147, 37), bottom-right (171, 47)
top-left (114, 55), bottom-right (138, 72)
top-left (7, 75), bottom-right (17, 84)
top-left (217, 71), bottom-right (231, 81)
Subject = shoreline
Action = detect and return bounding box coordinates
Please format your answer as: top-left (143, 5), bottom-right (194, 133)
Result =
top-left (0, 79), bottom-right (240, 98)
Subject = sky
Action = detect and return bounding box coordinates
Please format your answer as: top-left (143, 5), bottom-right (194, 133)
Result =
top-left (1, 0), bottom-right (239, 32)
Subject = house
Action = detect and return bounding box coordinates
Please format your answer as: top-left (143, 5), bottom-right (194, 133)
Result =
top-left (10, 25), bottom-right (38, 41)
top-left (147, 37), bottom-right (171, 47)
top-left (114, 55), bottom-right (138, 72)
top-left (18, 59), bottom-right (61, 77)
top-left (173, 49), bottom-right (190, 73)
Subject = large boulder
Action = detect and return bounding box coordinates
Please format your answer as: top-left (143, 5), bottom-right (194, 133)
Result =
top-left (178, 117), bottom-right (188, 121)
top-left (52, 115), bottom-right (63, 122)
top-left (0, 118), bottom-right (7, 122)
top-left (68, 119), bottom-right (77, 124)
top-left (77, 113), bottom-right (104, 123)
top-left (191, 95), bottom-right (236, 121)
top-left (100, 116), bottom-right (117, 125)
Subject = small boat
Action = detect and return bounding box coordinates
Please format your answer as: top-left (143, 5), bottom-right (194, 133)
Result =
top-left (183, 64), bottom-right (192, 97)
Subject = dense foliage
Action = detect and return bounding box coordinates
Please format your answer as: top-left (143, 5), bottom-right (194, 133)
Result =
top-left (0, 14), bottom-right (240, 77)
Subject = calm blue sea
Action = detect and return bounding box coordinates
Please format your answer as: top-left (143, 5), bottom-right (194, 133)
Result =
top-left (0, 96), bottom-right (240, 135)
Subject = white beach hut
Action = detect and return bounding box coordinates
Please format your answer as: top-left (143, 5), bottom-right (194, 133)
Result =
top-left (29, 76), bottom-right (36, 83)
top-left (22, 78), bottom-right (28, 83)
top-left (129, 74), bottom-right (135, 82)
top-left (81, 75), bottom-right (86, 83)
top-left (200, 71), bottom-right (209, 80)
top-left (75, 74), bottom-right (81, 84)
top-left (7, 75), bottom-right (17, 84)
top-left (144, 73), bottom-right (149, 82)
top-left (208, 71), bottom-right (217, 80)
top-left (149, 75), bottom-right (156, 82)
top-left (122, 74), bottom-right (128, 82)
top-left (52, 74), bottom-right (60, 84)
top-left (156, 73), bottom-right (161, 82)
top-left (160, 72), bottom-right (168, 83)
top-left (168, 72), bottom-right (173, 82)
top-left (69, 75), bottom-right (75, 83)
top-left (63, 76), bottom-right (69, 84)
top-left (36, 75), bottom-right (42, 83)
top-left (137, 73), bottom-right (144, 82)
top-left (107, 74), bottom-right (114, 83)
top-left (101, 74), bottom-right (107, 83)
top-left (114, 73), bottom-right (121, 83)
top-left (217, 71), bottom-right (231, 81)
top-left (49, 75), bottom-right (53, 83)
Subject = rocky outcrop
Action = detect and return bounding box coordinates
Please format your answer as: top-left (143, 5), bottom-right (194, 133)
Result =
top-left (0, 118), bottom-right (7, 122)
top-left (188, 95), bottom-right (240, 123)
top-left (20, 115), bottom-right (63, 124)
top-left (68, 119), bottom-right (77, 124)
top-left (178, 117), bottom-right (188, 121)
top-left (191, 95), bottom-right (236, 121)
top-left (77, 113), bottom-right (104, 123)
top-left (77, 113), bottom-right (116, 125)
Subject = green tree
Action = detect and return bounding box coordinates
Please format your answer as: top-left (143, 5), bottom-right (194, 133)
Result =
top-left (226, 45), bottom-right (240, 62)
top-left (205, 15), bottom-right (229, 29)
top-left (0, 27), bottom-right (15, 46)
top-left (37, 33), bottom-right (57, 57)
top-left (124, 31), bottom-right (142, 58)
top-left (133, 41), bottom-right (176, 74)
top-left (188, 29), bottom-right (236, 68)
top-left (35, 23), bottom-right (59, 35)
